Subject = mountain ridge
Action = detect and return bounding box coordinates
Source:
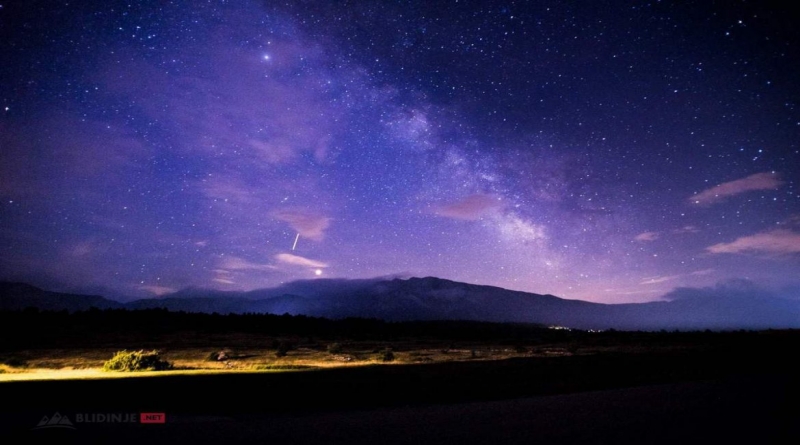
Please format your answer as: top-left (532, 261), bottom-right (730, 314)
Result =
top-left (1, 277), bottom-right (798, 330)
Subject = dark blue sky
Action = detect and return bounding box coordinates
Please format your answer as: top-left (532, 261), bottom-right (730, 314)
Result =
top-left (1, 0), bottom-right (798, 302)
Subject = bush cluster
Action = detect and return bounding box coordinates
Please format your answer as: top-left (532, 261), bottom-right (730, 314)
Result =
top-left (103, 350), bottom-right (172, 372)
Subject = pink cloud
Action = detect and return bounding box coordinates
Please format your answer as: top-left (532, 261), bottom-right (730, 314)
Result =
top-left (634, 231), bottom-right (659, 242)
top-left (275, 253), bottom-right (328, 268)
top-left (706, 229), bottom-right (800, 255)
top-left (272, 209), bottom-right (331, 240)
top-left (435, 194), bottom-right (504, 220)
top-left (689, 172), bottom-right (783, 206)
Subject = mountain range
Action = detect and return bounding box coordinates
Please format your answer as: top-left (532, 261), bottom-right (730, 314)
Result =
top-left (1, 277), bottom-right (798, 330)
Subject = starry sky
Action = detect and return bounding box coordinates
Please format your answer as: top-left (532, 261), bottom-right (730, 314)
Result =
top-left (1, 0), bottom-right (799, 303)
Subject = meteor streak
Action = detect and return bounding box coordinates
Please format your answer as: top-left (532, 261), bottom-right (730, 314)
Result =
top-left (292, 233), bottom-right (300, 251)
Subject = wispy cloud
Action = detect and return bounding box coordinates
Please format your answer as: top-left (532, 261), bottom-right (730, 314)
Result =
top-left (640, 275), bottom-right (680, 285)
top-left (689, 172), bottom-right (783, 206)
top-left (275, 253), bottom-right (328, 268)
top-left (99, 36), bottom-right (344, 167)
top-left (673, 225), bottom-right (700, 234)
top-left (706, 229), bottom-right (800, 255)
top-left (634, 231), bottom-right (659, 242)
top-left (435, 194), bottom-right (504, 220)
top-left (635, 226), bottom-right (697, 242)
top-left (272, 209), bottom-right (331, 241)
top-left (213, 257), bottom-right (279, 286)
top-left (211, 269), bottom-right (235, 285)
top-left (779, 214), bottom-right (800, 227)
top-left (219, 256), bottom-right (278, 272)
top-left (640, 269), bottom-right (714, 286)
top-left (0, 113), bottom-right (150, 200)
top-left (690, 268), bottom-right (715, 276)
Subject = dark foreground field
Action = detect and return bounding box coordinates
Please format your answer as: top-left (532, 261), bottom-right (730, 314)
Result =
top-left (2, 346), bottom-right (798, 444)
top-left (2, 311), bottom-right (799, 443)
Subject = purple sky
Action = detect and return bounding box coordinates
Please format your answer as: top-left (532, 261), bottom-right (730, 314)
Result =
top-left (1, 1), bottom-right (798, 302)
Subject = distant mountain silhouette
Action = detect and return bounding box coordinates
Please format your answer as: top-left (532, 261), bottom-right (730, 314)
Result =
top-left (2, 277), bottom-right (799, 330)
top-left (0, 282), bottom-right (124, 312)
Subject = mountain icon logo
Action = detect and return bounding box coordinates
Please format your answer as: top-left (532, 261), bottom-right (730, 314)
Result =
top-left (33, 412), bottom-right (76, 430)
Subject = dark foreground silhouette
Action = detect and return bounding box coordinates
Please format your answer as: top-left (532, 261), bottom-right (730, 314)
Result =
top-left (1, 308), bottom-right (798, 443)
top-left (1, 346), bottom-right (798, 444)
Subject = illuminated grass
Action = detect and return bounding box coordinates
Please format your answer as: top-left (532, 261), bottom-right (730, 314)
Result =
top-left (0, 367), bottom-right (321, 382)
top-left (0, 340), bottom-right (584, 382)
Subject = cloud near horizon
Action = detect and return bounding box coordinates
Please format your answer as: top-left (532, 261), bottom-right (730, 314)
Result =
top-left (640, 275), bottom-right (679, 285)
top-left (275, 253), bottom-right (329, 268)
top-left (706, 229), bottom-right (800, 255)
top-left (219, 256), bottom-right (278, 272)
top-left (660, 279), bottom-right (769, 302)
top-left (139, 285), bottom-right (178, 296)
top-left (689, 172), bottom-right (783, 206)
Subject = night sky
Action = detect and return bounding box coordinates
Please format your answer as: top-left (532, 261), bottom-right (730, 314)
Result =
top-left (1, 1), bottom-right (798, 303)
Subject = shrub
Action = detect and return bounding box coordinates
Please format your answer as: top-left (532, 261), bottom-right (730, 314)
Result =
top-left (0, 357), bottom-right (27, 368)
top-left (103, 350), bottom-right (172, 372)
top-left (207, 349), bottom-right (233, 361)
top-left (275, 341), bottom-right (293, 358)
top-left (379, 348), bottom-right (395, 362)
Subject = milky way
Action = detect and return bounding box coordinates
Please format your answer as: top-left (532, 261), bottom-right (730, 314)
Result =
top-left (1, 1), bottom-right (798, 302)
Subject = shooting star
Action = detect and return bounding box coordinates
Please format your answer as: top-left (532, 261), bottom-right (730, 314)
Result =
top-left (291, 233), bottom-right (300, 251)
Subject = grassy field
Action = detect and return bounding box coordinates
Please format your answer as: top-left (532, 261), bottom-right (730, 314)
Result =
top-left (0, 326), bottom-right (726, 382)
top-left (0, 336), bottom-right (588, 381)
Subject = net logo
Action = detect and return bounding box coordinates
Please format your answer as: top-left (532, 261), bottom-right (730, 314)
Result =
top-left (140, 413), bottom-right (166, 424)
